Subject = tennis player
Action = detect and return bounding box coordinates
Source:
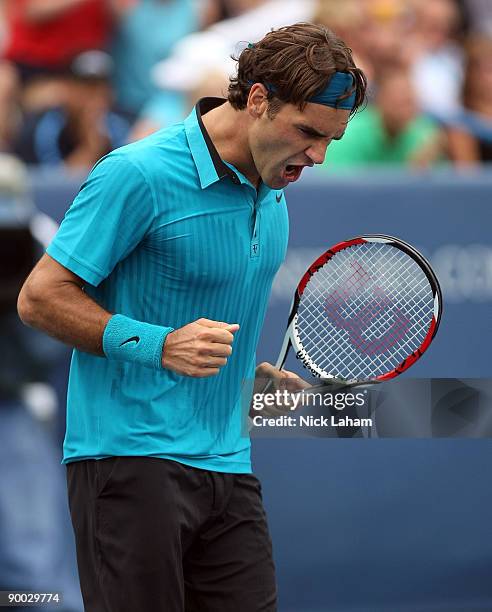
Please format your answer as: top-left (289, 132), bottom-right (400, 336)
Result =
top-left (18, 22), bottom-right (366, 612)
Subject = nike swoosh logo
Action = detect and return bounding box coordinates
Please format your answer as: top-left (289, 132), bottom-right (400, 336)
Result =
top-left (119, 336), bottom-right (140, 347)
top-left (276, 193), bottom-right (282, 203)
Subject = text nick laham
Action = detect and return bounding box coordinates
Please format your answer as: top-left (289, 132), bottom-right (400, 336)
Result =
top-left (300, 415), bottom-right (372, 427)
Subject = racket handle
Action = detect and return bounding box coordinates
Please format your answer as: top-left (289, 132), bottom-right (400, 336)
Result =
top-left (274, 332), bottom-right (291, 370)
top-left (258, 334), bottom-right (291, 394)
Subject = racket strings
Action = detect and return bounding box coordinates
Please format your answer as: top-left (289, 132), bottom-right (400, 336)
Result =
top-left (309, 271), bottom-right (430, 373)
top-left (300, 288), bottom-right (428, 379)
top-left (296, 244), bottom-right (435, 381)
top-left (304, 262), bottom-right (430, 372)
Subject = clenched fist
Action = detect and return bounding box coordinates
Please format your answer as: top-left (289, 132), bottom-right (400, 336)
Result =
top-left (162, 318), bottom-right (239, 377)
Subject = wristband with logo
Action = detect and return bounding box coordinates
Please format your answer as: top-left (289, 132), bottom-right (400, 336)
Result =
top-left (102, 314), bottom-right (174, 370)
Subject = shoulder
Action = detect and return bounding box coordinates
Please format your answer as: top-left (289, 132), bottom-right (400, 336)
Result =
top-left (94, 121), bottom-right (191, 182)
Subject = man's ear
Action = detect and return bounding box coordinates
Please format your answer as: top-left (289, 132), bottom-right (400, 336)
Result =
top-left (247, 83), bottom-right (269, 118)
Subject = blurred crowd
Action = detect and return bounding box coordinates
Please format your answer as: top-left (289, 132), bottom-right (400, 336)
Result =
top-left (0, 0), bottom-right (490, 172)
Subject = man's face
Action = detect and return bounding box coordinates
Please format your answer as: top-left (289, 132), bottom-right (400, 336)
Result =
top-left (248, 99), bottom-right (350, 189)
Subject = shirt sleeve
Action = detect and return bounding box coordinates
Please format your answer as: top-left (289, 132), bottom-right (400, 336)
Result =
top-left (46, 155), bottom-right (155, 286)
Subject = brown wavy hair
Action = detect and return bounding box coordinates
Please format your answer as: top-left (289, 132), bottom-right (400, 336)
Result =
top-left (228, 22), bottom-right (367, 117)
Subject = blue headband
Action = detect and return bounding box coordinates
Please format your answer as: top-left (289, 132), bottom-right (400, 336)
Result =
top-left (309, 72), bottom-right (356, 110)
top-left (248, 71), bottom-right (356, 110)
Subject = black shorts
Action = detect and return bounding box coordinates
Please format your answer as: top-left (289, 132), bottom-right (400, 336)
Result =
top-left (66, 457), bottom-right (277, 612)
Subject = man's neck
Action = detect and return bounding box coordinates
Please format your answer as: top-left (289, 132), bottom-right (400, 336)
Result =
top-left (201, 101), bottom-right (260, 187)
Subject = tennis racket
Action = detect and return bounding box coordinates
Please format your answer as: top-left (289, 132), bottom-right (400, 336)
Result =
top-left (273, 235), bottom-right (442, 386)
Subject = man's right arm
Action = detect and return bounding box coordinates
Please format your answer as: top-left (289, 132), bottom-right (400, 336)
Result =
top-left (18, 254), bottom-right (239, 377)
top-left (17, 253), bottom-right (111, 356)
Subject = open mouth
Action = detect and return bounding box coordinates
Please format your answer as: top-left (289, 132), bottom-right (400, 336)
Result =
top-left (283, 164), bottom-right (304, 183)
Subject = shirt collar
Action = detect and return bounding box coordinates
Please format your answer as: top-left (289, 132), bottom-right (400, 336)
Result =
top-left (184, 97), bottom-right (241, 190)
top-left (184, 98), bottom-right (277, 201)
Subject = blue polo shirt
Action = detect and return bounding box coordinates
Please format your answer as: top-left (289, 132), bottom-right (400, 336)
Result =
top-left (47, 98), bottom-right (289, 472)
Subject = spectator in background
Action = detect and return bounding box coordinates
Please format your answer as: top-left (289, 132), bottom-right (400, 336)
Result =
top-left (110, 0), bottom-right (202, 141)
top-left (364, 0), bottom-right (413, 74)
top-left (123, 1), bottom-right (274, 141)
top-left (407, 0), bottom-right (464, 121)
top-left (14, 50), bottom-right (130, 169)
top-left (2, 0), bottom-right (113, 76)
top-left (446, 36), bottom-right (492, 164)
top-left (0, 0), bottom-right (116, 151)
top-left (319, 67), bottom-right (444, 170)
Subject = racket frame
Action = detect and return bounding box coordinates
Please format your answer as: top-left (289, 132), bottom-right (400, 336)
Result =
top-left (275, 234), bottom-right (442, 384)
